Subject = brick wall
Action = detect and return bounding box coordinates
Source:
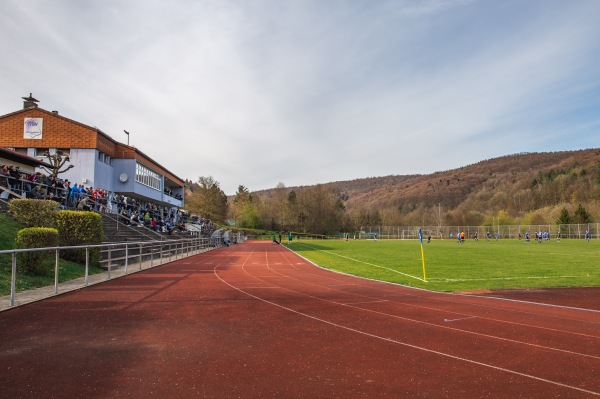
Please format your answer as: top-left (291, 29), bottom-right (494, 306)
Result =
top-left (1, 107), bottom-right (184, 187)
top-left (0, 108), bottom-right (98, 149)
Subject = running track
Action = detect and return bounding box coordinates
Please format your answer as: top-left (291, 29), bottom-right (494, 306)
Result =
top-left (1, 241), bottom-right (599, 398)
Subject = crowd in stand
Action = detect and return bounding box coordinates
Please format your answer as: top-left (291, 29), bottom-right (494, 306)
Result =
top-left (163, 187), bottom-right (183, 200)
top-left (187, 215), bottom-right (215, 236)
top-left (1, 164), bottom-right (214, 237)
top-left (1, 165), bottom-right (71, 208)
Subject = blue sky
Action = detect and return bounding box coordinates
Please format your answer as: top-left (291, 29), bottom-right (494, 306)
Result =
top-left (1, 0), bottom-right (599, 195)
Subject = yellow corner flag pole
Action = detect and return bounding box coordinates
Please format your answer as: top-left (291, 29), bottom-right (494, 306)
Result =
top-left (419, 228), bottom-right (427, 282)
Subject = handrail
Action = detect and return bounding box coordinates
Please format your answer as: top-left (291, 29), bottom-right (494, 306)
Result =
top-left (0, 235), bottom-right (226, 309)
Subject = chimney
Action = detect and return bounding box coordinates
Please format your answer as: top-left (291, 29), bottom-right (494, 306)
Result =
top-left (52, 110), bottom-right (59, 115)
top-left (22, 93), bottom-right (39, 109)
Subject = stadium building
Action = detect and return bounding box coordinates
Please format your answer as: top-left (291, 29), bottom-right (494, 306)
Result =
top-left (0, 94), bottom-right (184, 211)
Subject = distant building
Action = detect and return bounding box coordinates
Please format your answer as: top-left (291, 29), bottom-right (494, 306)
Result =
top-left (0, 94), bottom-right (184, 210)
top-left (0, 146), bottom-right (53, 174)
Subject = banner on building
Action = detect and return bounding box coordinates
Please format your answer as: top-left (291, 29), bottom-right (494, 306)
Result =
top-left (24, 117), bottom-right (43, 139)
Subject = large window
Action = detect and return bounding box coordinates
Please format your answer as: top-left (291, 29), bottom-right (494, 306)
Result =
top-left (35, 148), bottom-right (49, 157)
top-left (97, 150), bottom-right (113, 166)
top-left (135, 162), bottom-right (161, 190)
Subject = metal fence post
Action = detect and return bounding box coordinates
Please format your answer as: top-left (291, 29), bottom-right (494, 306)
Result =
top-left (54, 249), bottom-right (59, 294)
top-left (108, 246), bottom-right (112, 280)
top-left (139, 243), bottom-right (142, 271)
top-left (10, 251), bottom-right (17, 307)
top-left (85, 247), bottom-right (89, 287)
top-left (150, 242), bottom-right (154, 267)
top-left (125, 244), bottom-right (129, 275)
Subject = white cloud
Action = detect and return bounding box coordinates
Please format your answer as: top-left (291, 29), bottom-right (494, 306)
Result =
top-left (1, 0), bottom-right (599, 194)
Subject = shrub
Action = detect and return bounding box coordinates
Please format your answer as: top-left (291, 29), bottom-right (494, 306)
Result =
top-left (54, 211), bottom-right (104, 266)
top-left (14, 227), bottom-right (59, 275)
top-left (8, 199), bottom-right (59, 228)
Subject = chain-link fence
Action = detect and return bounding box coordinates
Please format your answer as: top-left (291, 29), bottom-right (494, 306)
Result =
top-left (348, 223), bottom-right (599, 240)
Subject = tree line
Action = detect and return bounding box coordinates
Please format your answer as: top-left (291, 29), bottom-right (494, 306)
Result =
top-left (184, 153), bottom-right (599, 235)
top-left (185, 178), bottom-right (347, 234)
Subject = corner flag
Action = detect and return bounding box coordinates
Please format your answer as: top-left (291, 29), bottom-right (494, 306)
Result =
top-left (419, 228), bottom-right (427, 282)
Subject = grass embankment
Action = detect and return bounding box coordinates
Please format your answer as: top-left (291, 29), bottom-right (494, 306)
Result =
top-left (285, 238), bottom-right (600, 292)
top-left (0, 213), bottom-right (104, 296)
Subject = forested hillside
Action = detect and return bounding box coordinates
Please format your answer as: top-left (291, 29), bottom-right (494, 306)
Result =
top-left (250, 149), bottom-right (600, 232)
top-left (186, 149), bottom-right (600, 234)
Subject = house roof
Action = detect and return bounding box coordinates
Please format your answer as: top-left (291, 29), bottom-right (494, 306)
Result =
top-left (0, 106), bottom-right (184, 185)
top-left (0, 146), bottom-right (53, 168)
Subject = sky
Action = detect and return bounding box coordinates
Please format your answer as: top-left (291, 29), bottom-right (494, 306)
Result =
top-left (1, 0), bottom-right (600, 195)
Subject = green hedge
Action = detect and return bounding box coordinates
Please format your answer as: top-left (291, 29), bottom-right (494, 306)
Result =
top-left (14, 227), bottom-right (59, 275)
top-left (54, 211), bottom-right (104, 266)
top-left (8, 199), bottom-right (59, 228)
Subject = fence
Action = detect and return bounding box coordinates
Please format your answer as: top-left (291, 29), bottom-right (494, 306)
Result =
top-left (0, 236), bottom-right (222, 309)
top-left (347, 224), bottom-right (600, 240)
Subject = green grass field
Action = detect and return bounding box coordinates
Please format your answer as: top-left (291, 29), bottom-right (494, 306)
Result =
top-left (0, 213), bottom-right (104, 296)
top-left (285, 238), bottom-right (600, 292)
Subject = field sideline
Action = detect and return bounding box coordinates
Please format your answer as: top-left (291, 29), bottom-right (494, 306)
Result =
top-left (284, 238), bottom-right (600, 292)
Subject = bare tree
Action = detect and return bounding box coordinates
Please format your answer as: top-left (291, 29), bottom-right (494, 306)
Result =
top-left (40, 150), bottom-right (74, 178)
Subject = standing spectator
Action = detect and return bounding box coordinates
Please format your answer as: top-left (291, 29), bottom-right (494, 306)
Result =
top-left (8, 165), bottom-right (21, 191)
top-left (0, 164), bottom-right (10, 187)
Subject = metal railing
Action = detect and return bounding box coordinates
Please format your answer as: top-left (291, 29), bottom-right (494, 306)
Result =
top-left (0, 236), bottom-right (223, 308)
top-left (348, 223), bottom-right (600, 240)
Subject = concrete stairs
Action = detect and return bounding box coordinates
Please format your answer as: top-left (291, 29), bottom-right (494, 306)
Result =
top-left (100, 212), bottom-right (165, 243)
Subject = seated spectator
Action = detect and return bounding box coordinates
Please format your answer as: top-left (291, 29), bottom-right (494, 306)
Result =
top-left (130, 211), bottom-right (140, 226)
top-left (120, 208), bottom-right (130, 224)
top-left (77, 196), bottom-right (92, 211)
top-left (166, 219), bottom-right (174, 235)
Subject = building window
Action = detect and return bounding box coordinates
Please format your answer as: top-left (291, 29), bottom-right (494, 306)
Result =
top-left (35, 148), bottom-right (49, 157)
top-left (57, 148), bottom-right (70, 157)
top-left (135, 162), bottom-right (161, 190)
top-left (12, 148), bottom-right (28, 155)
top-left (97, 151), bottom-right (113, 166)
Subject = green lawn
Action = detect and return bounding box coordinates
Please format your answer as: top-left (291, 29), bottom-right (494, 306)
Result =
top-left (285, 238), bottom-right (600, 292)
top-left (0, 213), bottom-right (104, 296)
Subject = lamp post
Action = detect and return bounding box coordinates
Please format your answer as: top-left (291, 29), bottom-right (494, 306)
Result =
top-left (123, 130), bottom-right (130, 145)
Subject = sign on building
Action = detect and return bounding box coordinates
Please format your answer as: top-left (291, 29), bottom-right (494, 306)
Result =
top-left (24, 117), bottom-right (43, 139)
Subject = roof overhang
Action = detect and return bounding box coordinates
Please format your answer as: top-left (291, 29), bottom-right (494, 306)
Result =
top-left (0, 147), bottom-right (53, 168)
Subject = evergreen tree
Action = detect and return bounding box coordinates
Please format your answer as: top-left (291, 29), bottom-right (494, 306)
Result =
top-left (556, 208), bottom-right (572, 225)
top-left (573, 203), bottom-right (592, 224)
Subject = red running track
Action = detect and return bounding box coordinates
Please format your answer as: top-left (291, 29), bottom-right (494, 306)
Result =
top-left (1, 240), bottom-right (599, 398)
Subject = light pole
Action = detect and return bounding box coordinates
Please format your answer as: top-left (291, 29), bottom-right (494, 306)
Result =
top-left (123, 130), bottom-right (130, 145)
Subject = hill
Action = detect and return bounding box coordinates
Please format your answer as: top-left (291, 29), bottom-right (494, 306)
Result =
top-left (254, 149), bottom-right (600, 226)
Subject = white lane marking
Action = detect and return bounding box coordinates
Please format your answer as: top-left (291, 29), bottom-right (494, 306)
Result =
top-left (444, 316), bottom-right (478, 322)
top-left (215, 262), bottom-right (600, 397)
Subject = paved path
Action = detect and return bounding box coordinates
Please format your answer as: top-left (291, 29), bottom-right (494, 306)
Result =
top-left (1, 241), bottom-right (599, 398)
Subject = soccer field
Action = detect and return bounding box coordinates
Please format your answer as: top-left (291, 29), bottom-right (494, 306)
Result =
top-left (285, 238), bottom-right (600, 292)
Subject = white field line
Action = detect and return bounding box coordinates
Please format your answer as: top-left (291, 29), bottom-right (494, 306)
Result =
top-left (296, 243), bottom-right (597, 285)
top-left (429, 275), bottom-right (585, 282)
top-left (297, 243), bottom-right (425, 282)
top-left (216, 257), bottom-right (600, 397)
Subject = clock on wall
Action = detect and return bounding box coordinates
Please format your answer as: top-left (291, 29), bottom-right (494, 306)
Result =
top-left (119, 173), bottom-right (128, 183)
